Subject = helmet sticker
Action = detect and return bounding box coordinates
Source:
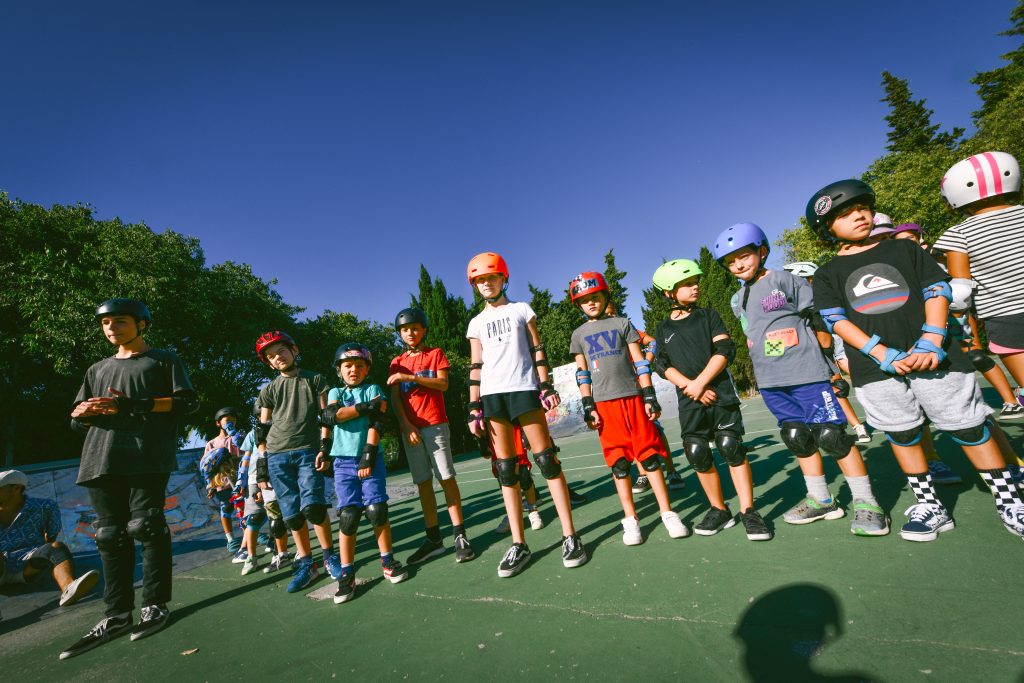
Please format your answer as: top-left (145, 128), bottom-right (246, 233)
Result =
top-left (814, 195), bottom-right (832, 216)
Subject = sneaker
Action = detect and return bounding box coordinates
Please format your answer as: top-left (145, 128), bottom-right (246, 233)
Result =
top-left (59, 569), bottom-right (99, 607)
top-left (333, 572), bottom-right (356, 604)
top-left (783, 497), bottom-right (845, 525)
top-left (660, 510), bottom-right (691, 538)
top-left (263, 552), bottom-right (289, 574)
top-left (666, 471), bottom-right (686, 491)
top-left (241, 555), bottom-right (259, 576)
top-left (382, 558), bottom-right (410, 584)
top-left (1009, 465), bottom-right (1024, 487)
top-left (286, 556), bottom-right (319, 593)
top-left (561, 534), bottom-right (588, 568)
top-left (853, 423), bottom-right (871, 444)
top-left (454, 534), bottom-right (476, 563)
top-left (495, 515), bottom-right (511, 534)
top-left (528, 509), bottom-right (545, 530)
top-left (59, 613), bottom-right (133, 660)
top-left (1000, 401), bottom-right (1024, 420)
top-left (900, 503), bottom-right (954, 542)
top-left (226, 537), bottom-right (241, 553)
top-left (694, 506), bottom-right (736, 536)
top-left (1000, 503), bottom-right (1024, 538)
top-left (497, 543), bottom-right (531, 578)
top-left (927, 460), bottom-right (963, 485)
top-left (130, 604), bottom-right (170, 641)
top-left (621, 517), bottom-right (644, 546)
top-left (850, 500), bottom-right (890, 536)
top-left (323, 551), bottom-right (343, 580)
top-left (568, 487), bottom-right (588, 506)
top-left (740, 508), bottom-right (772, 541)
top-left (407, 539), bottom-right (446, 565)
top-left (631, 475), bottom-right (651, 494)
top-left (231, 549), bottom-right (249, 564)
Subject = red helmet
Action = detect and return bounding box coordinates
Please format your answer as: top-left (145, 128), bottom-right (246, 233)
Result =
top-left (255, 331), bottom-right (298, 365)
top-left (569, 272), bottom-right (609, 303)
top-left (467, 252), bottom-right (509, 283)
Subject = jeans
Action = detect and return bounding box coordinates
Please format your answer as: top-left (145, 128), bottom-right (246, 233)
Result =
top-left (265, 448), bottom-right (325, 524)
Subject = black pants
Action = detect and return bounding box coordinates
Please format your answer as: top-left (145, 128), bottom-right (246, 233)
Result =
top-left (86, 473), bottom-right (172, 617)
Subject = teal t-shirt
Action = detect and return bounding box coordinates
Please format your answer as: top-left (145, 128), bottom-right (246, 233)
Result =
top-left (328, 383), bottom-right (384, 459)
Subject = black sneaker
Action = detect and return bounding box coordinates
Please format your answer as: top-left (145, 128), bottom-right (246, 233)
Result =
top-left (497, 543), bottom-right (531, 578)
top-left (333, 573), bottom-right (356, 604)
top-left (694, 507), bottom-right (736, 536)
top-left (561, 534), bottom-right (588, 568)
top-left (406, 539), bottom-right (446, 565)
top-left (568, 487), bottom-right (588, 506)
top-left (740, 508), bottom-right (773, 541)
top-left (59, 613), bottom-right (133, 659)
top-left (631, 475), bottom-right (651, 494)
top-left (130, 604), bottom-right (170, 641)
top-left (453, 534), bottom-right (476, 563)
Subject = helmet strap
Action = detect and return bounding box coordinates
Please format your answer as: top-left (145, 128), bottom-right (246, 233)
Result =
top-left (482, 283), bottom-right (509, 304)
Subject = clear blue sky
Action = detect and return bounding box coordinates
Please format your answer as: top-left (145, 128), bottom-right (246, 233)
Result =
top-left (1, 1), bottom-right (1017, 327)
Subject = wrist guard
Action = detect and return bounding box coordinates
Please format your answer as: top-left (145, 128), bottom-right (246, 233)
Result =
top-left (320, 437), bottom-right (333, 454)
top-left (255, 422), bottom-right (271, 446)
top-left (357, 442), bottom-right (377, 470)
top-left (640, 385), bottom-right (661, 413)
top-left (831, 377), bottom-right (850, 398)
top-left (114, 396), bottom-right (154, 416)
top-left (581, 396), bottom-right (597, 424)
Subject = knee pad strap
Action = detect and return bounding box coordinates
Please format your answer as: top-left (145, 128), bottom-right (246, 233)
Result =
top-left (947, 421), bottom-right (991, 447)
top-left (885, 425), bottom-right (924, 447)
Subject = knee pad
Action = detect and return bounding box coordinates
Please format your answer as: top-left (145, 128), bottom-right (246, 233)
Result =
top-left (518, 464), bottom-right (534, 491)
top-left (780, 422), bottom-right (818, 458)
top-left (284, 513), bottom-right (307, 532)
top-left (885, 425), bottom-right (924, 447)
top-left (301, 503), bottom-right (328, 526)
top-left (495, 458), bottom-right (520, 488)
top-left (967, 349), bottom-right (996, 373)
top-left (365, 502), bottom-right (389, 527)
top-left (337, 505), bottom-right (361, 536)
top-left (714, 432), bottom-right (747, 467)
top-left (812, 424), bottom-right (854, 459)
top-left (640, 455), bottom-right (662, 473)
top-left (25, 542), bottom-right (72, 571)
top-left (94, 525), bottom-right (129, 552)
top-left (946, 421), bottom-right (991, 447)
top-left (683, 437), bottom-right (714, 473)
top-left (269, 516), bottom-right (287, 539)
top-left (244, 511), bottom-right (267, 531)
top-left (610, 457), bottom-right (632, 479)
top-left (126, 508), bottom-right (168, 543)
top-left (533, 447), bottom-right (562, 479)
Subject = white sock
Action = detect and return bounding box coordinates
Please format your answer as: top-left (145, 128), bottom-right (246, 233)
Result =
top-left (804, 475), bottom-right (831, 503)
top-left (846, 475), bottom-right (878, 505)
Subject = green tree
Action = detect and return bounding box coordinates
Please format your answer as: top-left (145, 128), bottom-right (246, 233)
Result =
top-left (971, 0), bottom-right (1024, 123)
top-left (602, 249), bottom-right (628, 315)
top-left (881, 71), bottom-right (962, 153)
top-left (695, 247), bottom-right (754, 393)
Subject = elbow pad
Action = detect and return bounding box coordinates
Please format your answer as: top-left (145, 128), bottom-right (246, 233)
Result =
top-left (575, 369), bottom-right (592, 386)
top-left (949, 278), bottom-right (976, 312)
top-left (819, 307), bottom-right (849, 334)
top-left (255, 421), bottom-right (271, 446)
top-left (320, 404), bottom-right (340, 427)
top-left (922, 281), bottom-right (953, 304)
top-left (633, 360), bottom-right (652, 376)
top-left (712, 337), bottom-right (736, 363)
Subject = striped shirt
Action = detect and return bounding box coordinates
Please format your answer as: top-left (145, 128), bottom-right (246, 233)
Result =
top-left (932, 205), bottom-right (1024, 320)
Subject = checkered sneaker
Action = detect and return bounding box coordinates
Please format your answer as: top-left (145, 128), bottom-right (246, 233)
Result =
top-left (1000, 504), bottom-right (1024, 539)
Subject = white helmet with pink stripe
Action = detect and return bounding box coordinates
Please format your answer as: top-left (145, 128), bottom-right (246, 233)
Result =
top-left (941, 151), bottom-right (1020, 210)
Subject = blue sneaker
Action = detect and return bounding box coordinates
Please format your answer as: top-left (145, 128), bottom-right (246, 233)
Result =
top-left (899, 503), bottom-right (954, 542)
top-left (323, 551), bottom-right (343, 580)
top-left (286, 556), bottom-right (319, 593)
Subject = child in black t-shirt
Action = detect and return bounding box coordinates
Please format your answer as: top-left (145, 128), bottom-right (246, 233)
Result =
top-left (651, 260), bottom-right (771, 542)
top-left (807, 179), bottom-right (1024, 543)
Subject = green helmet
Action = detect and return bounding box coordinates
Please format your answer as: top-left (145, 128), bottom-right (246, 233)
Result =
top-left (652, 259), bottom-right (703, 291)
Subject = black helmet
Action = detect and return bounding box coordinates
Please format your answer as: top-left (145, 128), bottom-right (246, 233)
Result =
top-left (214, 407), bottom-right (240, 423)
top-left (334, 342), bottom-right (372, 367)
top-left (95, 298), bottom-right (152, 323)
top-left (805, 180), bottom-right (875, 241)
top-left (394, 307), bottom-right (428, 330)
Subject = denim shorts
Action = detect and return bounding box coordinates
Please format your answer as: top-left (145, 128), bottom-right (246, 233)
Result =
top-left (265, 448), bottom-right (326, 523)
top-left (333, 453), bottom-right (388, 509)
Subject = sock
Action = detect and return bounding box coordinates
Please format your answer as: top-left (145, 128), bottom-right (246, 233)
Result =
top-left (978, 468), bottom-right (1023, 513)
top-left (341, 563), bottom-right (353, 575)
top-left (380, 552), bottom-right (393, 566)
top-left (804, 475), bottom-right (831, 503)
top-left (846, 475), bottom-right (878, 506)
top-left (906, 472), bottom-right (940, 506)
top-left (425, 525), bottom-right (442, 544)
top-left (225, 532), bottom-right (234, 541)
top-left (452, 524), bottom-right (466, 538)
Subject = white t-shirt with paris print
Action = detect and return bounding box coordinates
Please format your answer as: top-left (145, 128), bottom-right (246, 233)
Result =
top-left (466, 301), bottom-right (539, 396)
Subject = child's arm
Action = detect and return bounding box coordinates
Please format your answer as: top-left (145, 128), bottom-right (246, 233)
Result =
top-left (387, 369), bottom-right (449, 393)
top-left (315, 390), bottom-right (332, 472)
top-left (902, 289), bottom-right (951, 372)
top-left (526, 317), bottom-right (560, 410)
top-left (683, 334), bottom-right (732, 404)
top-left (389, 383), bottom-right (423, 445)
top-left (574, 353), bottom-right (600, 429)
top-left (628, 341), bottom-right (661, 420)
top-left (357, 405), bottom-right (386, 479)
top-left (467, 337), bottom-right (485, 437)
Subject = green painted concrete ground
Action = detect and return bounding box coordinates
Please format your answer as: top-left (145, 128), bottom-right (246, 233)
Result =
top-left (5, 391), bottom-right (1024, 682)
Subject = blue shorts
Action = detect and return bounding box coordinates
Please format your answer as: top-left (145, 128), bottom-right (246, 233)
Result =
top-left (760, 381), bottom-right (846, 426)
top-left (3, 545), bottom-right (44, 578)
top-left (333, 453), bottom-right (388, 509)
top-left (265, 448), bottom-right (326, 523)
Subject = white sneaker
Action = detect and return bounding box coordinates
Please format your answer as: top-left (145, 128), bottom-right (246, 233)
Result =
top-left (528, 509), bottom-right (545, 531)
top-left (241, 556), bottom-right (259, 576)
top-left (1001, 503), bottom-right (1024, 538)
top-left (660, 510), bottom-right (691, 538)
top-left (621, 517), bottom-right (644, 545)
top-left (59, 570), bottom-right (99, 607)
top-left (853, 423), bottom-right (871, 443)
top-left (495, 515), bottom-right (511, 535)
top-left (262, 552), bottom-right (290, 573)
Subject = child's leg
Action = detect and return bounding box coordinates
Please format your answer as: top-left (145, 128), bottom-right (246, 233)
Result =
top-left (981, 361), bottom-right (1018, 405)
top-left (520, 410), bottom-right (575, 537)
top-left (372, 514), bottom-right (393, 555)
top-left (416, 480), bottom-right (440, 529)
top-left (836, 395), bottom-right (862, 428)
top-left (438, 478), bottom-right (464, 526)
top-left (489, 418), bottom-right (527, 544)
top-left (611, 470), bottom-right (638, 518)
top-left (991, 422), bottom-right (1024, 466)
top-left (644, 463), bottom-right (673, 513)
top-left (997, 352), bottom-right (1024, 392)
top-left (338, 516), bottom-right (357, 565)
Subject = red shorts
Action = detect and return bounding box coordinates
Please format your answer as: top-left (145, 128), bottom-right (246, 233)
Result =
top-left (595, 396), bottom-right (662, 467)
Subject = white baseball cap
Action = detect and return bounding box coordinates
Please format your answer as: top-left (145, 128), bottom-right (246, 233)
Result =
top-left (0, 469), bottom-right (29, 488)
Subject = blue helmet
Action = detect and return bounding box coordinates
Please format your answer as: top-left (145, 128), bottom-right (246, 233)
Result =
top-left (713, 223), bottom-right (770, 263)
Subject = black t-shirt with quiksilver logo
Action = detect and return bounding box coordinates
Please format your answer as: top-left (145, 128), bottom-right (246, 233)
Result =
top-left (813, 239), bottom-right (972, 387)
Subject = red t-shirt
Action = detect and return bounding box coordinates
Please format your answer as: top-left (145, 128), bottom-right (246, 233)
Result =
top-left (389, 347), bottom-right (450, 428)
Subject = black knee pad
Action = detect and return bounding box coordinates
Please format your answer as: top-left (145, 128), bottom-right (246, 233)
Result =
top-left (518, 464), bottom-right (534, 491)
top-left (301, 503), bottom-right (328, 525)
top-left (780, 422), bottom-right (818, 458)
top-left (365, 502), bottom-right (389, 527)
top-left (94, 525), bottom-right (129, 552)
top-left (495, 458), bottom-right (519, 488)
top-left (640, 456), bottom-right (662, 473)
top-left (337, 505), bottom-right (361, 536)
top-left (269, 517), bottom-right (287, 539)
top-left (610, 457), bottom-right (632, 479)
top-left (26, 542), bottom-right (72, 570)
top-left (947, 421), bottom-right (991, 447)
top-left (885, 425), bottom-right (924, 447)
top-left (284, 513), bottom-right (307, 532)
top-left (126, 508), bottom-right (168, 543)
top-left (533, 447), bottom-right (562, 479)
top-left (714, 432), bottom-right (747, 467)
top-left (244, 511), bottom-right (267, 531)
top-left (683, 437), bottom-right (714, 473)
top-left (812, 424), bottom-right (854, 459)
top-left (967, 349), bottom-right (996, 373)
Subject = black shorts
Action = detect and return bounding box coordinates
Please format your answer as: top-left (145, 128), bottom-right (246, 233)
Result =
top-left (677, 402), bottom-right (744, 440)
top-left (483, 390), bottom-right (542, 422)
top-left (983, 314), bottom-right (1024, 351)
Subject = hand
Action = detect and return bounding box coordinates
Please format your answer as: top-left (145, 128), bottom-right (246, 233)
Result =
top-left (699, 389), bottom-right (718, 406)
top-left (315, 452), bottom-right (331, 473)
top-left (386, 372), bottom-right (413, 386)
top-left (468, 411), bottom-right (485, 438)
top-left (539, 383), bottom-right (560, 411)
top-left (358, 466), bottom-right (372, 479)
top-left (406, 429), bottom-right (422, 446)
top-left (258, 481), bottom-right (268, 491)
top-left (683, 380), bottom-right (707, 402)
top-left (587, 409), bottom-right (602, 429)
top-left (254, 490), bottom-right (263, 503)
top-left (902, 351), bottom-right (940, 372)
top-left (71, 397), bottom-right (116, 418)
top-left (644, 402), bottom-right (660, 421)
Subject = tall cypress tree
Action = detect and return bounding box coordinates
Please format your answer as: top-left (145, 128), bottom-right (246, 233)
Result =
top-left (696, 247), bottom-right (754, 392)
top-left (971, 0), bottom-right (1024, 123)
top-left (602, 249), bottom-right (628, 316)
top-left (880, 71), bottom-right (961, 153)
